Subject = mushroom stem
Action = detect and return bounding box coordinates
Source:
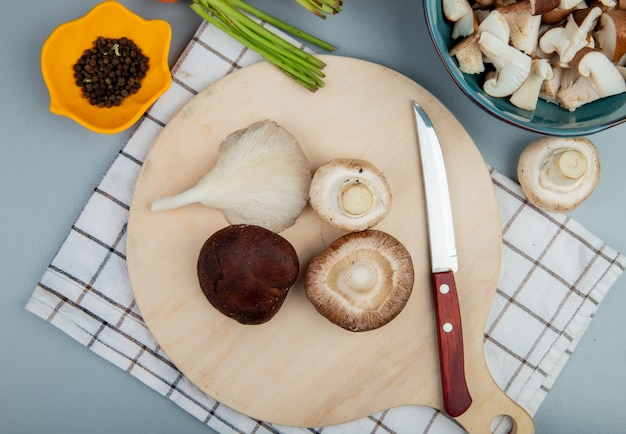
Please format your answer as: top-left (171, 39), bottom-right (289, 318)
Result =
top-left (557, 149), bottom-right (588, 179)
top-left (339, 182), bottom-right (374, 216)
top-left (151, 185), bottom-right (206, 211)
top-left (540, 148), bottom-right (589, 192)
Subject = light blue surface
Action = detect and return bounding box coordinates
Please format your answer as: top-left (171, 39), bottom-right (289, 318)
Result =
top-left (2, 1), bottom-right (625, 433)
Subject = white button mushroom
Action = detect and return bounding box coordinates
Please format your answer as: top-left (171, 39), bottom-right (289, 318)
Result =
top-left (309, 158), bottom-right (392, 232)
top-left (304, 230), bottom-right (414, 332)
top-left (517, 136), bottom-right (601, 213)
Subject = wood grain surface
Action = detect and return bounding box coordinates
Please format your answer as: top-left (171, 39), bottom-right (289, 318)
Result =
top-left (127, 56), bottom-right (534, 433)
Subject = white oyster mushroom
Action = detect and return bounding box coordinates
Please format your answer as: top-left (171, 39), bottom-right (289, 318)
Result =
top-left (517, 137), bottom-right (600, 213)
top-left (308, 158), bottom-right (392, 232)
top-left (151, 120), bottom-right (311, 233)
top-left (478, 31), bottom-right (532, 97)
top-left (510, 59), bottom-right (554, 111)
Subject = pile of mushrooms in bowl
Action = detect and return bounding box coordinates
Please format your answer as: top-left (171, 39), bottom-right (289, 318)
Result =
top-left (423, 0), bottom-right (626, 135)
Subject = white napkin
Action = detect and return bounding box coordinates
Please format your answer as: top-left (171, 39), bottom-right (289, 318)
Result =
top-left (26, 21), bottom-right (625, 433)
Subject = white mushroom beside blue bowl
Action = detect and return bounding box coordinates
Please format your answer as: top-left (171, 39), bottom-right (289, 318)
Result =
top-left (424, 0), bottom-right (626, 135)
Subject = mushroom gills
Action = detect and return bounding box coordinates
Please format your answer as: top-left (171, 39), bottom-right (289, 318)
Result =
top-left (327, 250), bottom-right (393, 311)
top-left (304, 230), bottom-right (414, 332)
top-left (151, 120), bottom-right (311, 233)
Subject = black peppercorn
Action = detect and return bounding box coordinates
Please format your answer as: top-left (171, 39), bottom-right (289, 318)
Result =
top-left (73, 36), bottom-right (149, 109)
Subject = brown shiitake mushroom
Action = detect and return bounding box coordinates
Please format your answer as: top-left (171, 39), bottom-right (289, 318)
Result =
top-left (517, 136), bottom-right (601, 213)
top-left (197, 224), bottom-right (299, 325)
top-left (308, 158), bottom-right (392, 232)
top-left (304, 230), bottom-right (414, 332)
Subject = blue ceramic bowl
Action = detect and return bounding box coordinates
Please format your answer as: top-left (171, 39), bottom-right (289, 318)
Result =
top-left (423, 0), bottom-right (626, 136)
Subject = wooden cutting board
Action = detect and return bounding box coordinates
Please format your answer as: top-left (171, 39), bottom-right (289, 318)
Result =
top-left (127, 56), bottom-right (534, 433)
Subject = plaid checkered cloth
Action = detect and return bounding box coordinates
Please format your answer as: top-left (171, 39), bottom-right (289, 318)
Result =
top-left (27, 21), bottom-right (625, 433)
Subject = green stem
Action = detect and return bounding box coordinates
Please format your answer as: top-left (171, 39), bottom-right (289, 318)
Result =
top-left (228, 0), bottom-right (336, 51)
top-left (200, 0), bottom-right (325, 83)
top-left (208, 0), bottom-right (326, 69)
top-left (230, 17), bottom-right (325, 81)
top-left (191, 3), bottom-right (321, 91)
top-left (230, 18), bottom-right (325, 86)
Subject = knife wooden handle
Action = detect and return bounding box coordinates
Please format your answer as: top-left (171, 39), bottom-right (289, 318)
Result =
top-left (432, 270), bottom-right (472, 417)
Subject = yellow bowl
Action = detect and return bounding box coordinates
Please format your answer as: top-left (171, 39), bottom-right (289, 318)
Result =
top-left (41, 1), bottom-right (172, 134)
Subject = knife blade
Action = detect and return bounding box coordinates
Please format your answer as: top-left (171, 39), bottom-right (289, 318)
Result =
top-left (413, 100), bottom-right (472, 417)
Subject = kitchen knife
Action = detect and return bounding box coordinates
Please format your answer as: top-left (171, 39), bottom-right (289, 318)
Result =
top-left (412, 100), bottom-right (472, 417)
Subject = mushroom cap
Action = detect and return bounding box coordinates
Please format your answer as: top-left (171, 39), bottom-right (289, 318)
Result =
top-left (594, 10), bottom-right (626, 63)
top-left (571, 47), bottom-right (626, 96)
top-left (309, 158), bottom-right (392, 232)
top-left (304, 230), bottom-right (414, 332)
top-left (517, 137), bottom-right (601, 213)
top-left (530, 0), bottom-right (560, 16)
top-left (197, 224), bottom-right (299, 325)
